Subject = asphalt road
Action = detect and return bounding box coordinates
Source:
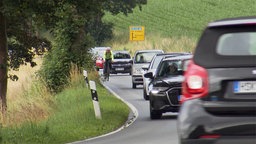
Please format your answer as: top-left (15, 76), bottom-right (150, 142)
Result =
top-left (73, 74), bottom-right (179, 144)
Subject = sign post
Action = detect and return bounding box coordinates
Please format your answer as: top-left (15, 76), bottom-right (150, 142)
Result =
top-left (129, 26), bottom-right (145, 41)
top-left (83, 70), bottom-right (89, 88)
top-left (89, 80), bottom-right (102, 119)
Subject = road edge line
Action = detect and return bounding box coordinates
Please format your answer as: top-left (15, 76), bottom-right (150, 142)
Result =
top-left (70, 79), bottom-right (138, 144)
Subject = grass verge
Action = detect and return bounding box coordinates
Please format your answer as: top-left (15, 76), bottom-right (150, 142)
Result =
top-left (2, 66), bottom-right (130, 144)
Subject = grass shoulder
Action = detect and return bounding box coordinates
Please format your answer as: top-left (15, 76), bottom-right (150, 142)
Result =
top-left (2, 71), bottom-right (130, 144)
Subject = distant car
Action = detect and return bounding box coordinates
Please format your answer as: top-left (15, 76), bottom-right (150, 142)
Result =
top-left (142, 52), bottom-right (191, 100)
top-left (145, 54), bottom-right (193, 119)
top-left (110, 50), bottom-right (132, 75)
top-left (177, 17), bottom-right (256, 144)
top-left (132, 50), bottom-right (164, 89)
top-left (92, 47), bottom-right (110, 71)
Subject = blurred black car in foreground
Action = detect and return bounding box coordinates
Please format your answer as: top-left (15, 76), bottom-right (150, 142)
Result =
top-left (177, 17), bottom-right (256, 144)
top-left (110, 50), bottom-right (132, 75)
top-left (144, 54), bottom-right (193, 119)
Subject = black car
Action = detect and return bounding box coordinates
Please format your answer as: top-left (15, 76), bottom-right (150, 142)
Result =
top-left (178, 17), bottom-right (256, 144)
top-left (144, 54), bottom-right (193, 119)
top-left (110, 50), bottom-right (132, 75)
top-left (143, 52), bottom-right (191, 100)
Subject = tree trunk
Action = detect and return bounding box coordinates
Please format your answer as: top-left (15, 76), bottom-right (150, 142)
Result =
top-left (0, 1), bottom-right (8, 118)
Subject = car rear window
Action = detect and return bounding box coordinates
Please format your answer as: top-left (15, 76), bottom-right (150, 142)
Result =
top-left (194, 25), bottom-right (256, 68)
top-left (135, 51), bottom-right (162, 63)
top-left (114, 52), bottom-right (131, 59)
top-left (217, 32), bottom-right (256, 56)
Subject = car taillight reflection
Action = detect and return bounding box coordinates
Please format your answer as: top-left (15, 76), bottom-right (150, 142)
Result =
top-left (199, 134), bottom-right (221, 139)
top-left (181, 60), bottom-right (208, 103)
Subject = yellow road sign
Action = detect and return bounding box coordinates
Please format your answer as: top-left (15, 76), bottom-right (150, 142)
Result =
top-left (130, 26), bottom-right (145, 41)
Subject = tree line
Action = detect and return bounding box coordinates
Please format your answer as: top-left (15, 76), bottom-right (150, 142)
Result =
top-left (0, 0), bottom-right (147, 116)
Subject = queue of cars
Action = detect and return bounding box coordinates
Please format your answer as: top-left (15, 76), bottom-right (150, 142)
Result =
top-left (91, 16), bottom-right (256, 144)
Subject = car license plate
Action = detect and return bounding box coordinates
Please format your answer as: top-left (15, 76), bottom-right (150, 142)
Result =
top-left (233, 81), bottom-right (256, 93)
top-left (116, 68), bottom-right (124, 71)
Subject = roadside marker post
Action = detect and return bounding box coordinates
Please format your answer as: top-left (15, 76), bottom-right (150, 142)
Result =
top-left (89, 80), bottom-right (102, 119)
top-left (83, 70), bottom-right (89, 88)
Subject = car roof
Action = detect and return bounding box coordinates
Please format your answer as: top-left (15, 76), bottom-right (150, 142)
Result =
top-left (208, 16), bottom-right (256, 27)
top-left (162, 54), bottom-right (193, 61)
top-left (135, 49), bottom-right (164, 53)
top-left (155, 52), bottom-right (191, 56)
top-left (113, 50), bottom-right (130, 53)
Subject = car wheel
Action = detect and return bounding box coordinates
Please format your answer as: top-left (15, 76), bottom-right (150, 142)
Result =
top-left (143, 88), bottom-right (149, 100)
top-left (132, 83), bottom-right (136, 89)
top-left (150, 101), bottom-right (162, 119)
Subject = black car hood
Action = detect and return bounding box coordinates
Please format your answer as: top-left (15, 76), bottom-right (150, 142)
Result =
top-left (161, 75), bottom-right (184, 85)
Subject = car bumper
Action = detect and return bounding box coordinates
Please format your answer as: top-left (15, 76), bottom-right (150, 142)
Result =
top-left (111, 65), bottom-right (132, 74)
top-left (149, 92), bottom-right (180, 113)
top-left (132, 75), bottom-right (143, 84)
top-left (177, 99), bottom-right (256, 144)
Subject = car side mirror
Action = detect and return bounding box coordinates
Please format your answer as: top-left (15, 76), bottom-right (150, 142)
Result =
top-left (144, 72), bottom-right (153, 79)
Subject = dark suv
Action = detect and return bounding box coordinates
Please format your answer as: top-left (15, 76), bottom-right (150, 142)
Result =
top-left (144, 54), bottom-right (193, 119)
top-left (111, 50), bottom-right (132, 75)
top-left (177, 17), bottom-right (256, 144)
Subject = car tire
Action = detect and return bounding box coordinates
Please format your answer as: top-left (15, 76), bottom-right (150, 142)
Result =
top-left (150, 102), bottom-right (162, 119)
top-left (143, 88), bottom-right (149, 100)
top-left (132, 83), bottom-right (136, 89)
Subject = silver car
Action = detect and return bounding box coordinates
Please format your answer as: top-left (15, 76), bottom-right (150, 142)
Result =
top-left (132, 50), bottom-right (164, 89)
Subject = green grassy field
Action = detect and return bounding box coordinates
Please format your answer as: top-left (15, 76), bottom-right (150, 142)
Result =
top-left (104, 0), bottom-right (256, 53)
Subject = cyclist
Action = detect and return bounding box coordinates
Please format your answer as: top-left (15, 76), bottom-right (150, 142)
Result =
top-left (103, 48), bottom-right (113, 79)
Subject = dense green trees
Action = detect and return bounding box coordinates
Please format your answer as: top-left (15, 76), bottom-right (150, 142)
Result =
top-left (0, 0), bottom-right (147, 113)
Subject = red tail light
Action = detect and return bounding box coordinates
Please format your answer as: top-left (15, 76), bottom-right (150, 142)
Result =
top-left (181, 60), bottom-right (208, 103)
top-left (199, 134), bottom-right (220, 139)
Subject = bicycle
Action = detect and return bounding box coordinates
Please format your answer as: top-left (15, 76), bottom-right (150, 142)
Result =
top-left (103, 60), bottom-right (111, 81)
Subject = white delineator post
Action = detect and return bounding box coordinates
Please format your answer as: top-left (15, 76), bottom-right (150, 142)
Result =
top-left (89, 80), bottom-right (102, 119)
top-left (83, 70), bottom-right (89, 88)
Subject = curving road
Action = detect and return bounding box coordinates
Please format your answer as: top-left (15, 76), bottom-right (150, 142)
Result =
top-left (73, 74), bottom-right (179, 144)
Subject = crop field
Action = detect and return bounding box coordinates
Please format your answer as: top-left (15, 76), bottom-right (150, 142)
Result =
top-left (104, 0), bottom-right (256, 53)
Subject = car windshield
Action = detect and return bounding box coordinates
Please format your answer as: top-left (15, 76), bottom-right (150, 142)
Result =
top-left (217, 32), bottom-right (256, 56)
top-left (114, 52), bottom-right (131, 59)
top-left (157, 60), bottom-right (182, 77)
top-left (135, 52), bottom-right (161, 63)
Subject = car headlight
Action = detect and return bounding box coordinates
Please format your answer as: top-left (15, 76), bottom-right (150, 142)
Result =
top-left (133, 68), bottom-right (143, 74)
top-left (151, 87), bottom-right (169, 94)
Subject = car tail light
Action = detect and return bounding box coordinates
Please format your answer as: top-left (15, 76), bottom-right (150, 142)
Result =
top-left (199, 134), bottom-right (220, 139)
top-left (181, 60), bottom-right (208, 103)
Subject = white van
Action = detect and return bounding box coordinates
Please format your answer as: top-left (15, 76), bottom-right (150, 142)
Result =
top-left (132, 50), bottom-right (164, 88)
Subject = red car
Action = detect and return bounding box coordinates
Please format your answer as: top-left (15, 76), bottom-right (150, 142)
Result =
top-left (95, 56), bottom-right (104, 71)
top-left (92, 47), bottom-right (109, 71)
